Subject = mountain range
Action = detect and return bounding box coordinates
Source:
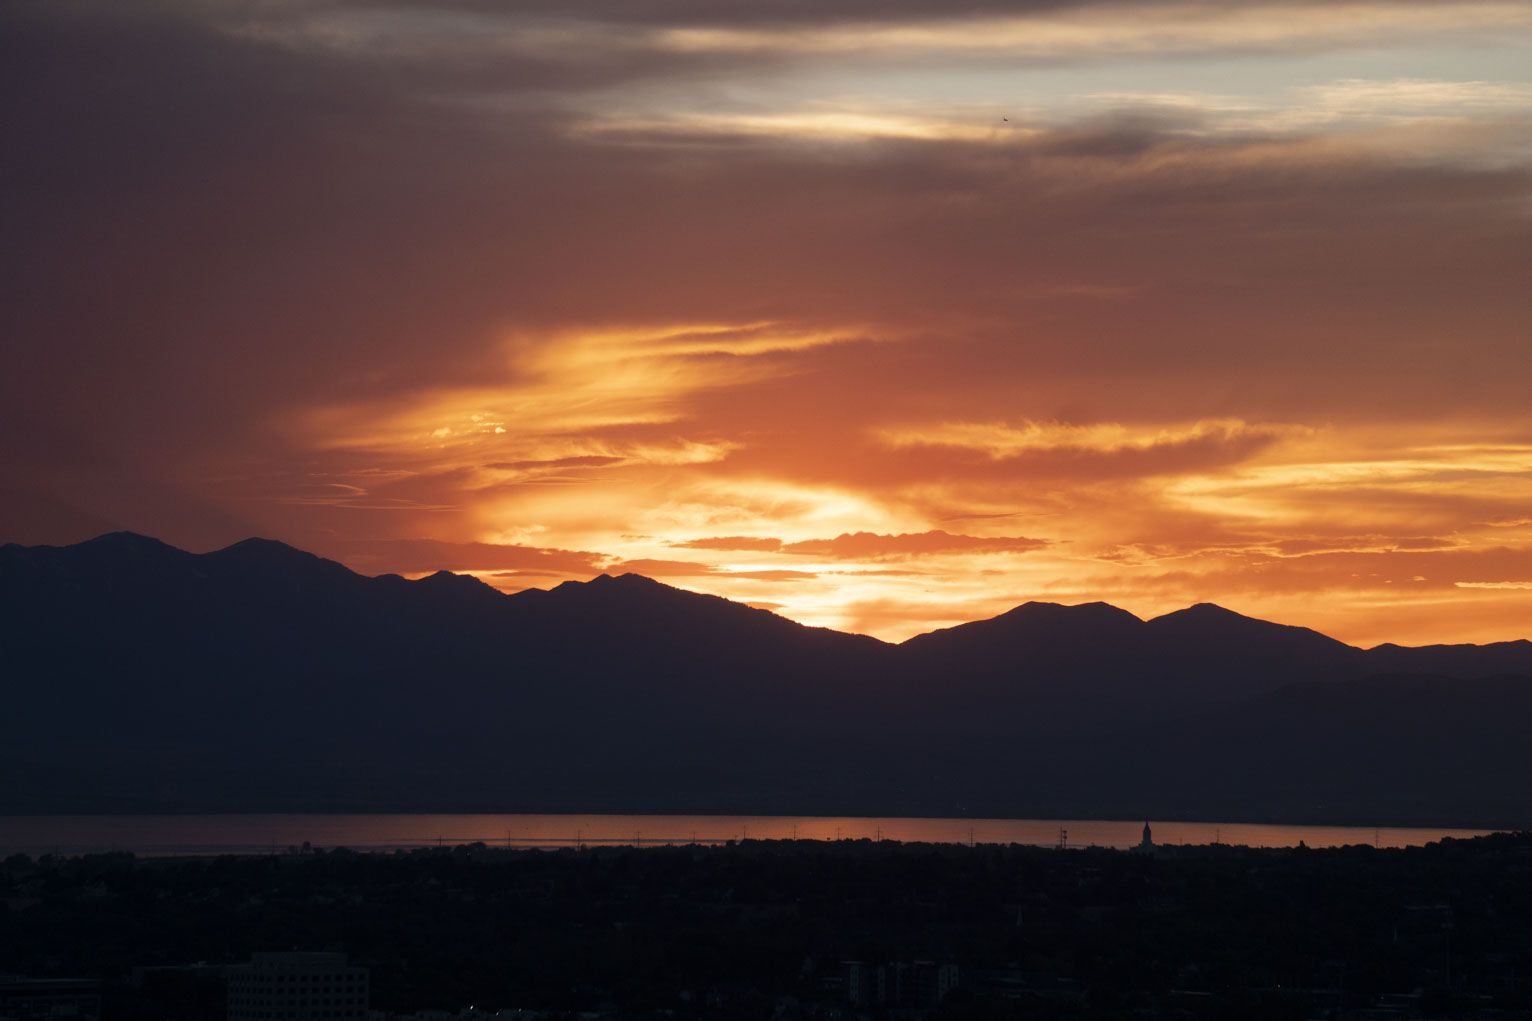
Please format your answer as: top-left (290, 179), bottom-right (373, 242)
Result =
top-left (4, 532), bottom-right (1532, 828)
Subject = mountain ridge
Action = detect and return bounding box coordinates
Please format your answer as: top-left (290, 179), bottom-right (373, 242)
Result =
top-left (4, 531), bottom-right (1532, 825)
top-left (9, 531), bottom-right (1523, 653)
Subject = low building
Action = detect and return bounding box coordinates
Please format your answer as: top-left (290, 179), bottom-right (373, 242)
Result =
top-left (0, 976), bottom-right (101, 1021)
top-left (842, 961), bottom-right (957, 1007)
top-left (227, 951), bottom-right (369, 1021)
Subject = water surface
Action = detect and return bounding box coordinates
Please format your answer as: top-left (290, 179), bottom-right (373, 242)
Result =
top-left (0, 814), bottom-right (1494, 857)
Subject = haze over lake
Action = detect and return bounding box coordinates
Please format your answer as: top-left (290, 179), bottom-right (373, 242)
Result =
top-left (0, 814), bottom-right (1494, 858)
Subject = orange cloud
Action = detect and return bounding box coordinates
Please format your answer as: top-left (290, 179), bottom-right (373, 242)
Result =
top-left (491, 456), bottom-right (628, 470)
top-left (671, 536), bottom-right (787, 552)
top-left (608, 559), bottom-right (819, 582)
top-left (780, 530), bottom-right (1049, 560)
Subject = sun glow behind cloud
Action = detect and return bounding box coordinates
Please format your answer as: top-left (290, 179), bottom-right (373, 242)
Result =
top-left (281, 305), bottom-right (1532, 642)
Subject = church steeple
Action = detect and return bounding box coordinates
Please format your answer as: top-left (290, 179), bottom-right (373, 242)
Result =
top-left (1137, 820), bottom-right (1154, 852)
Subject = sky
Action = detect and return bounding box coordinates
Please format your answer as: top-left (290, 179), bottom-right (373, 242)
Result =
top-left (5, 0), bottom-right (1532, 645)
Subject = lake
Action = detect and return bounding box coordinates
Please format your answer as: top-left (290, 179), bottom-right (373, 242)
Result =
top-left (0, 814), bottom-right (1495, 857)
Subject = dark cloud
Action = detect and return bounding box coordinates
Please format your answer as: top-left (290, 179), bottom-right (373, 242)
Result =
top-left (8, 3), bottom-right (1529, 489)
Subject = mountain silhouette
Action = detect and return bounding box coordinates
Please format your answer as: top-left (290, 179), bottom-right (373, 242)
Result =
top-left (3, 532), bottom-right (1531, 825)
top-left (901, 598), bottom-right (1368, 714)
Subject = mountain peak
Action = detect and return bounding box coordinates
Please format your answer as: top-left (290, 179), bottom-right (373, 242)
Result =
top-left (1158, 602), bottom-right (1249, 622)
top-left (558, 572), bottom-right (677, 595)
top-left (1187, 601), bottom-right (1238, 613)
top-left (199, 537), bottom-right (365, 588)
top-left (590, 572), bottom-right (665, 583)
top-left (1014, 599), bottom-right (1138, 614)
top-left (46, 531), bottom-right (188, 566)
top-left (415, 569), bottom-right (500, 592)
top-left (216, 536), bottom-right (311, 557)
top-left (82, 530), bottom-right (174, 550)
top-left (996, 600), bottom-right (1146, 627)
top-left (1147, 602), bottom-right (1359, 659)
top-left (611, 572), bottom-right (673, 588)
top-left (903, 598), bottom-right (1144, 651)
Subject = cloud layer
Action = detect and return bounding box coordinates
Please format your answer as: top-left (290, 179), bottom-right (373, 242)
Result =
top-left (4, 0), bottom-right (1531, 643)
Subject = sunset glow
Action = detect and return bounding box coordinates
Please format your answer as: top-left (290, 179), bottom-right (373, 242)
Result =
top-left (5, 0), bottom-right (1531, 645)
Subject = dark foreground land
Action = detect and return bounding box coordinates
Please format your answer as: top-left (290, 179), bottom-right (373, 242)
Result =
top-left (6, 834), bottom-right (1532, 1020)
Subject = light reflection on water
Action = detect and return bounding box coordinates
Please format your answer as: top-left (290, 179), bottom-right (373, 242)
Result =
top-left (0, 814), bottom-right (1495, 857)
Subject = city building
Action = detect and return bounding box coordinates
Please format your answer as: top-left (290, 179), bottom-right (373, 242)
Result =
top-left (0, 976), bottom-right (101, 1021)
top-left (842, 961), bottom-right (957, 1007)
top-left (227, 952), bottom-right (369, 1021)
